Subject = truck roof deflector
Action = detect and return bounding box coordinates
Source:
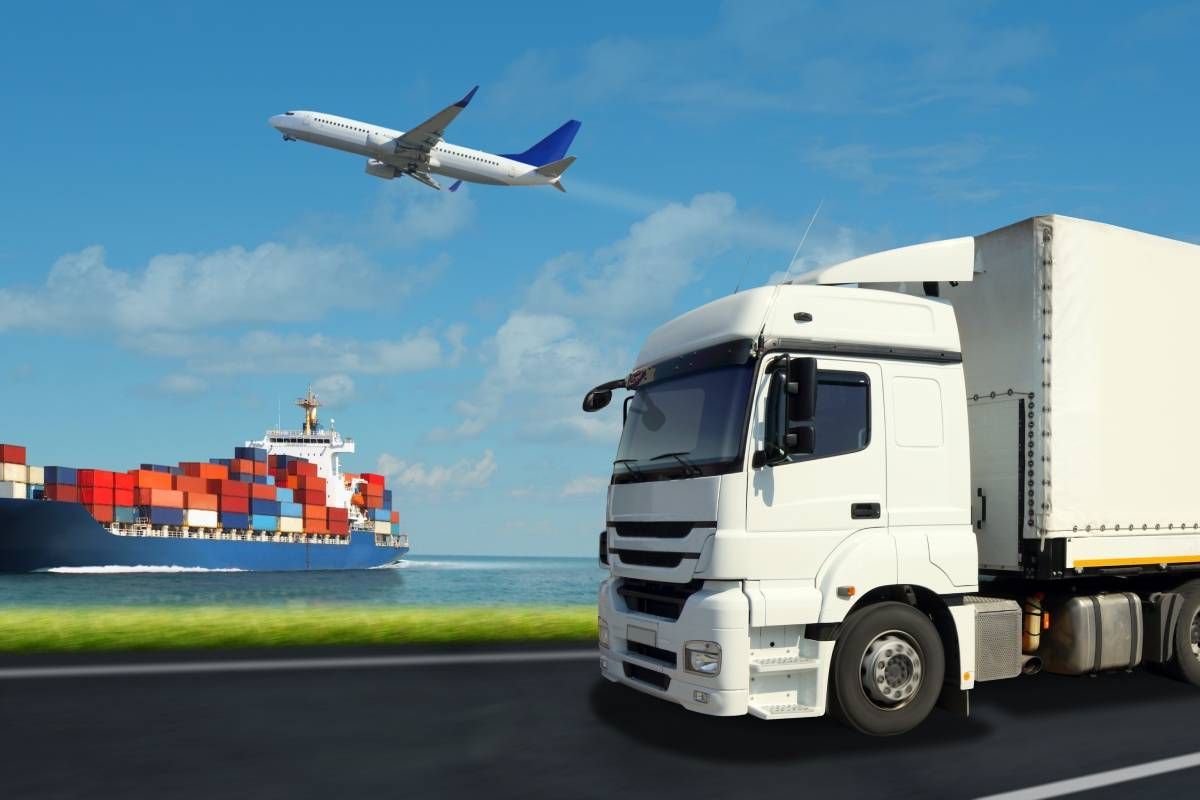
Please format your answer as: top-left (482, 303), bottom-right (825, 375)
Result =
top-left (787, 236), bottom-right (977, 286)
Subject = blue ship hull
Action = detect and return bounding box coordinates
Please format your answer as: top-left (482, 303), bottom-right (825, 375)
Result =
top-left (0, 498), bottom-right (408, 573)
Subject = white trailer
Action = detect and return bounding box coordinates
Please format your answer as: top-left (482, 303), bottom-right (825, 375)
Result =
top-left (584, 215), bottom-right (1200, 735)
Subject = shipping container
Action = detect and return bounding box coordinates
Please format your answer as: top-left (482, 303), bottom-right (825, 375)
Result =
top-left (129, 469), bottom-right (172, 490)
top-left (80, 487), bottom-right (115, 506)
top-left (0, 444), bottom-right (27, 464)
top-left (114, 506), bottom-right (137, 524)
top-left (143, 506), bottom-right (184, 526)
top-left (174, 475), bottom-right (208, 494)
top-left (114, 488), bottom-right (134, 507)
top-left (295, 489), bottom-right (324, 506)
top-left (135, 488), bottom-right (183, 508)
top-left (361, 473), bottom-right (385, 487)
top-left (44, 484), bottom-right (79, 502)
top-left (185, 492), bottom-right (218, 511)
top-left (26, 465), bottom-right (45, 486)
top-left (274, 487), bottom-right (292, 503)
top-left (372, 520), bottom-right (391, 534)
top-left (279, 516), bottom-right (303, 533)
top-left (250, 483), bottom-right (276, 501)
top-left (78, 469), bottom-right (115, 488)
top-left (218, 495), bottom-right (250, 514)
top-left (27, 485), bottom-right (43, 500)
top-left (305, 518), bottom-right (329, 534)
top-left (329, 520), bottom-right (350, 536)
top-left (219, 511), bottom-right (250, 529)
top-left (391, 510), bottom-right (400, 524)
top-left (112, 472), bottom-right (133, 491)
top-left (369, 508), bottom-right (390, 522)
top-left (250, 514), bottom-right (278, 532)
top-left (208, 478), bottom-right (250, 498)
top-left (0, 481), bottom-right (27, 499)
top-left (383, 489), bottom-right (392, 509)
top-left (364, 494), bottom-right (383, 510)
top-left (234, 446), bottom-right (268, 462)
top-left (43, 466), bottom-right (77, 485)
top-left (250, 499), bottom-right (281, 516)
top-left (280, 501), bottom-right (302, 517)
top-left (296, 475), bottom-right (327, 492)
top-left (1, 463), bottom-right (28, 483)
top-left (184, 509), bottom-right (219, 528)
top-left (327, 507), bottom-right (349, 521)
top-left (86, 504), bottom-right (115, 523)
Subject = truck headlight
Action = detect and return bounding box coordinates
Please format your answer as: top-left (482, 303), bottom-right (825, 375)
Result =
top-left (685, 641), bottom-right (721, 675)
top-left (598, 618), bottom-right (610, 649)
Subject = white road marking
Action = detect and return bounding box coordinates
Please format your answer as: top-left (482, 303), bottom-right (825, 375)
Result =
top-left (0, 649), bottom-right (597, 681)
top-left (975, 751), bottom-right (1200, 800)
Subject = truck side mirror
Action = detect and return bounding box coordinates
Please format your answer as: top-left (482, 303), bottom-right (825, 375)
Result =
top-left (786, 424), bottom-right (815, 456)
top-left (786, 357), bottom-right (817, 422)
top-left (582, 389), bottom-right (612, 412)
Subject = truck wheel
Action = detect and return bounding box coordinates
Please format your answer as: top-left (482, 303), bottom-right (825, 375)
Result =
top-left (828, 601), bottom-right (945, 736)
top-left (1169, 589), bottom-right (1200, 687)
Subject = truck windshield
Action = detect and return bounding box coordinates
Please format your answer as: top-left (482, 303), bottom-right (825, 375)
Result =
top-left (612, 364), bottom-right (754, 483)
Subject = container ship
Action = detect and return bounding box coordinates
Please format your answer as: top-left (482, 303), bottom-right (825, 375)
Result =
top-left (0, 388), bottom-right (409, 572)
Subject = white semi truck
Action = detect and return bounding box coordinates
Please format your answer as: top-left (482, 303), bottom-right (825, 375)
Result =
top-left (583, 215), bottom-right (1200, 735)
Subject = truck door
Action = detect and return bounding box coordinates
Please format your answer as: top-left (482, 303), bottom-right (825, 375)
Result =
top-left (746, 358), bottom-right (886, 577)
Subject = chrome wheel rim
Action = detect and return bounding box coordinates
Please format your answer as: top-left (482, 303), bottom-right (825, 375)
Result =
top-left (860, 630), bottom-right (923, 710)
top-left (1190, 607), bottom-right (1199, 661)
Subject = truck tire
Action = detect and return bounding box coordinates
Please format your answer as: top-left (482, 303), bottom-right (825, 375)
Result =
top-left (828, 601), bottom-right (945, 736)
top-left (1169, 588), bottom-right (1200, 687)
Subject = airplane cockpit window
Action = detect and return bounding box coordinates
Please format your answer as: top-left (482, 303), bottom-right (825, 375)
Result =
top-left (284, 111), bottom-right (294, 116)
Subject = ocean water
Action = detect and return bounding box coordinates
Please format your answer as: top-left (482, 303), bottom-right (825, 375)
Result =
top-left (0, 555), bottom-right (605, 607)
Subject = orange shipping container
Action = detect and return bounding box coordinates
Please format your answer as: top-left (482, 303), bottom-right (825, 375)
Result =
top-left (297, 475), bottom-right (327, 492)
top-left (114, 488), bottom-right (134, 506)
top-left (207, 479), bottom-right (250, 498)
top-left (253, 461), bottom-right (268, 476)
top-left (185, 492), bottom-right (218, 511)
top-left (305, 519), bottom-right (329, 534)
top-left (174, 475), bottom-right (208, 494)
top-left (0, 443), bottom-right (27, 464)
top-left (136, 488), bottom-right (184, 508)
top-left (250, 483), bottom-right (276, 501)
top-left (365, 494), bottom-right (383, 510)
top-left (86, 504), bottom-right (115, 523)
top-left (391, 511), bottom-right (400, 523)
top-left (129, 470), bottom-right (173, 490)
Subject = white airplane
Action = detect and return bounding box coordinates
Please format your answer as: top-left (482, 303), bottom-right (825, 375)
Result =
top-left (269, 86), bottom-right (580, 192)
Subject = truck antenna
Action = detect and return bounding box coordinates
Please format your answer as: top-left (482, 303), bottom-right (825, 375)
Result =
top-left (781, 198), bottom-right (824, 282)
top-left (733, 258), bottom-right (751, 294)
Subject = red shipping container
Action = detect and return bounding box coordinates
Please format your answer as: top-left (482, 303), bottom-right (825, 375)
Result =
top-left (327, 507), bottom-right (349, 522)
top-left (135, 488), bottom-right (183, 508)
top-left (304, 518), bottom-right (329, 534)
top-left (174, 475), bottom-right (206, 494)
top-left (286, 460), bottom-right (318, 477)
top-left (45, 485), bottom-right (79, 502)
top-left (186, 492), bottom-right (218, 511)
top-left (329, 520), bottom-right (349, 535)
top-left (114, 488), bottom-right (134, 507)
top-left (179, 462), bottom-right (203, 477)
top-left (227, 458), bottom-right (251, 474)
top-left (293, 489), bottom-right (323, 506)
top-left (365, 494), bottom-right (383, 509)
top-left (391, 511), bottom-right (400, 524)
top-left (361, 472), bottom-right (385, 487)
top-left (129, 470), bottom-right (173, 490)
top-left (218, 495), bottom-right (250, 514)
top-left (113, 472), bottom-right (134, 491)
top-left (362, 482), bottom-right (383, 498)
top-left (207, 479), bottom-right (250, 498)
top-left (86, 504), bottom-right (115, 523)
top-left (297, 475), bottom-right (327, 492)
top-left (253, 460), bottom-right (268, 476)
top-left (78, 469), bottom-right (115, 488)
top-left (80, 487), bottom-right (115, 505)
top-left (0, 444), bottom-right (27, 464)
top-left (250, 483), bottom-right (276, 501)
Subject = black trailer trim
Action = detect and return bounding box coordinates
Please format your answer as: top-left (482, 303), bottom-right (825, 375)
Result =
top-left (764, 338), bottom-right (962, 364)
top-left (627, 337), bottom-right (756, 388)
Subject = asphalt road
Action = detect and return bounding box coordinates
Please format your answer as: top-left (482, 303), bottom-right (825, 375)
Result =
top-left (1, 645), bottom-right (1199, 800)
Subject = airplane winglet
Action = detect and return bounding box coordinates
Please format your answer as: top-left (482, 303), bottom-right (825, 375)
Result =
top-left (455, 85), bottom-right (479, 108)
top-left (448, 180), bottom-right (463, 193)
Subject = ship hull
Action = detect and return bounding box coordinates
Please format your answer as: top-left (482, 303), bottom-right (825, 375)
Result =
top-left (0, 499), bottom-right (408, 573)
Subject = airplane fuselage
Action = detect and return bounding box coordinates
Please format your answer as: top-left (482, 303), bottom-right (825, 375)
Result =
top-left (270, 111), bottom-right (554, 188)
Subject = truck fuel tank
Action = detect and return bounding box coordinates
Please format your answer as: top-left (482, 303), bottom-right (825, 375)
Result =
top-left (1040, 592), bottom-right (1143, 675)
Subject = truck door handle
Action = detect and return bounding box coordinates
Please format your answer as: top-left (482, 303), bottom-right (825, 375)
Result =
top-left (851, 503), bottom-right (881, 520)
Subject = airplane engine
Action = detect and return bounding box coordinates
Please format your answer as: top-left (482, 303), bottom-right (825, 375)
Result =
top-left (366, 132), bottom-right (395, 153)
top-left (364, 159), bottom-right (400, 180)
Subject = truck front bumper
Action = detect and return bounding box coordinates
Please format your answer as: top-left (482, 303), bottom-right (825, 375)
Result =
top-left (597, 578), bottom-right (751, 716)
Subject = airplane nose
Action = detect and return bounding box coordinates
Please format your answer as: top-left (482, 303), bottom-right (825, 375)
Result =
top-left (269, 114), bottom-right (286, 129)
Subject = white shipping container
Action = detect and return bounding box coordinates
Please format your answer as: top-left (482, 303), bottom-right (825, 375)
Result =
top-left (279, 516), bottom-right (303, 533)
top-left (871, 216), bottom-right (1200, 572)
top-left (184, 509), bottom-right (219, 528)
top-left (0, 463), bottom-right (26, 483)
top-left (373, 520), bottom-right (391, 534)
top-left (26, 465), bottom-right (44, 485)
top-left (0, 481), bottom-right (27, 499)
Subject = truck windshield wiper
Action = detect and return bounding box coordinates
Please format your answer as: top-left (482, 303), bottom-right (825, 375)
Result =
top-left (646, 451), bottom-right (702, 477)
top-left (612, 458), bottom-right (646, 482)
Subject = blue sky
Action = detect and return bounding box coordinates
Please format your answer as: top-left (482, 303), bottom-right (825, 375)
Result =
top-left (1, 2), bottom-right (1197, 555)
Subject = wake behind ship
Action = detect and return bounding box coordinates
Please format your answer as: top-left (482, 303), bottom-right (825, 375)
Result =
top-left (0, 389), bottom-right (409, 572)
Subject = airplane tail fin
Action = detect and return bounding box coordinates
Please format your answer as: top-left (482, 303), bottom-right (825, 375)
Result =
top-left (536, 156), bottom-right (575, 193)
top-left (501, 120), bottom-right (581, 167)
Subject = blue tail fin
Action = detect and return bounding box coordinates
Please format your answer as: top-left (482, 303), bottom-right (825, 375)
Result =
top-left (501, 120), bottom-right (581, 167)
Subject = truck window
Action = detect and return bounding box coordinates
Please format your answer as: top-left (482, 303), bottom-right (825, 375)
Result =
top-left (791, 370), bottom-right (871, 462)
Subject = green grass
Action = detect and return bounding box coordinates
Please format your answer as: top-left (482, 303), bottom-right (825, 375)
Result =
top-left (0, 606), bottom-right (598, 653)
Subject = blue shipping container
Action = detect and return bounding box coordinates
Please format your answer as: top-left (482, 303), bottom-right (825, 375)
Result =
top-left (369, 508), bottom-right (389, 522)
top-left (143, 506), bottom-right (184, 526)
top-left (229, 472), bottom-right (253, 483)
top-left (250, 514), bottom-right (278, 532)
top-left (250, 499), bottom-right (280, 516)
top-left (279, 501), bottom-right (302, 517)
top-left (114, 506), bottom-right (137, 523)
top-left (220, 512), bottom-right (250, 529)
top-left (383, 489), bottom-right (392, 508)
top-left (253, 476), bottom-right (269, 485)
top-left (44, 466), bottom-right (78, 485)
top-left (235, 446), bottom-right (268, 462)
top-left (274, 488), bottom-right (292, 502)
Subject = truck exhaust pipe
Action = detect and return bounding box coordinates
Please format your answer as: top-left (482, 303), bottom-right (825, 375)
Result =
top-left (1021, 654), bottom-right (1043, 675)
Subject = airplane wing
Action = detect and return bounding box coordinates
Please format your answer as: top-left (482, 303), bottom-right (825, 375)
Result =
top-left (394, 85), bottom-right (478, 154)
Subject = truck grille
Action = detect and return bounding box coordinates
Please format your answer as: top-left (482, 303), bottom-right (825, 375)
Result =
top-left (627, 641), bottom-right (678, 667)
top-left (613, 549), bottom-right (685, 568)
top-left (617, 578), bottom-right (703, 621)
top-left (623, 662), bottom-right (670, 691)
top-left (612, 521), bottom-right (709, 539)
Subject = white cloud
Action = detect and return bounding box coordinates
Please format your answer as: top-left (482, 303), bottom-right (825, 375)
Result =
top-left (561, 476), bottom-right (609, 497)
top-left (368, 183), bottom-right (476, 248)
top-left (0, 242), bottom-right (400, 334)
top-left (377, 450), bottom-right (497, 492)
top-left (313, 374), bottom-right (355, 407)
top-left (156, 373), bottom-right (206, 395)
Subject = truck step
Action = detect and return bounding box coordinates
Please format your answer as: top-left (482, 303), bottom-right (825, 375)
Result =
top-left (749, 654), bottom-right (820, 674)
top-left (748, 702), bottom-right (820, 720)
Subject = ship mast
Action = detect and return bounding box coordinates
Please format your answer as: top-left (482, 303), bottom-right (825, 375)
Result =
top-left (296, 386), bottom-right (321, 435)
